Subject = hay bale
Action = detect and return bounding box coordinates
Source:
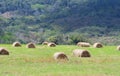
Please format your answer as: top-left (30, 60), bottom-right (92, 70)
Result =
top-left (26, 42), bottom-right (36, 48)
top-left (73, 49), bottom-right (91, 57)
top-left (0, 48), bottom-right (9, 55)
top-left (42, 41), bottom-right (48, 45)
top-left (12, 41), bottom-right (21, 47)
top-left (117, 45), bottom-right (120, 50)
top-left (54, 52), bottom-right (68, 60)
top-left (48, 42), bottom-right (56, 47)
top-left (93, 42), bottom-right (103, 48)
top-left (77, 42), bottom-right (90, 47)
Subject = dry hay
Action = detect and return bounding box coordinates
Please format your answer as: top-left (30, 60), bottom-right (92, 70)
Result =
top-left (12, 41), bottom-right (21, 47)
top-left (26, 42), bottom-right (36, 48)
top-left (77, 42), bottom-right (90, 47)
top-left (42, 41), bottom-right (49, 45)
top-left (117, 45), bottom-right (120, 50)
top-left (0, 48), bottom-right (9, 55)
top-left (48, 42), bottom-right (56, 47)
top-left (73, 49), bottom-right (91, 57)
top-left (54, 52), bottom-right (68, 60)
top-left (93, 42), bottom-right (103, 48)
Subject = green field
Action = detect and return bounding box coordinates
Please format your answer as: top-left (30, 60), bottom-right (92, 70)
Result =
top-left (0, 44), bottom-right (120, 76)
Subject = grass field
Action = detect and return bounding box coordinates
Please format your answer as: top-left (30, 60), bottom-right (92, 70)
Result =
top-left (0, 44), bottom-right (120, 76)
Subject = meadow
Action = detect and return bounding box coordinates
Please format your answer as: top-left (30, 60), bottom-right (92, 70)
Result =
top-left (0, 44), bottom-right (120, 76)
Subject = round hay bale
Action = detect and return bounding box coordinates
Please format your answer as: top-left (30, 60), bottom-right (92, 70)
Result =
top-left (117, 45), bottom-right (120, 50)
top-left (93, 42), bottom-right (103, 48)
top-left (77, 42), bottom-right (90, 47)
top-left (42, 41), bottom-right (48, 45)
top-left (54, 52), bottom-right (68, 60)
top-left (0, 48), bottom-right (9, 55)
top-left (12, 41), bottom-right (21, 47)
top-left (73, 49), bottom-right (91, 57)
top-left (48, 42), bottom-right (56, 47)
top-left (26, 42), bottom-right (36, 48)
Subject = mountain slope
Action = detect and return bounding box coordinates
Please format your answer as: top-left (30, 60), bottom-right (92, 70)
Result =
top-left (0, 0), bottom-right (120, 44)
top-left (52, 0), bottom-right (120, 31)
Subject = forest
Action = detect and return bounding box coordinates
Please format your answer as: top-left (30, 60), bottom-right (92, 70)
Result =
top-left (0, 0), bottom-right (120, 45)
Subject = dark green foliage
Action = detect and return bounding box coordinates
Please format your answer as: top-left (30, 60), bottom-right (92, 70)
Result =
top-left (0, 0), bottom-right (120, 44)
top-left (69, 33), bottom-right (87, 44)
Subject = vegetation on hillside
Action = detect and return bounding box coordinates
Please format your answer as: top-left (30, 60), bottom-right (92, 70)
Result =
top-left (0, 0), bottom-right (120, 44)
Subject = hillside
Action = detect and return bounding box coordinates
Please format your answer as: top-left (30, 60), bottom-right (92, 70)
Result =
top-left (0, 0), bottom-right (120, 44)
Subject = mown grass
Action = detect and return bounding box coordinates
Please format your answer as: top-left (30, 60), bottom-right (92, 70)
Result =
top-left (0, 44), bottom-right (120, 76)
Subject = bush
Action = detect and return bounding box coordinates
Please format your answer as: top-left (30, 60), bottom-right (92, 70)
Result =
top-left (69, 33), bottom-right (88, 44)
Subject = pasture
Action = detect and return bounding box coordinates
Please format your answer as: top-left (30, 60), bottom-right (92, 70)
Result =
top-left (0, 44), bottom-right (120, 76)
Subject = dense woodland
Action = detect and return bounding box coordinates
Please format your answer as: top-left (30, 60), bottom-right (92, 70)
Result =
top-left (0, 0), bottom-right (120, 45)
